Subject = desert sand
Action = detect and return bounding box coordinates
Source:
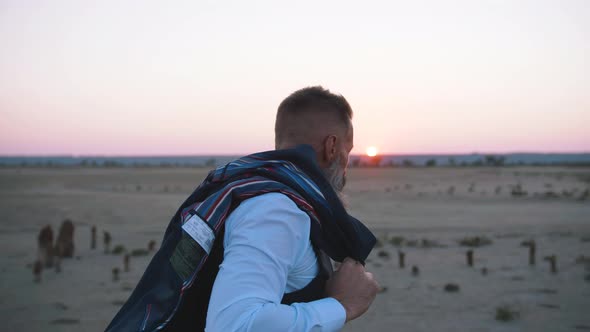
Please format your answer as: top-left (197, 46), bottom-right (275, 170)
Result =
top-left (0, 166), bottom-right (589, 332)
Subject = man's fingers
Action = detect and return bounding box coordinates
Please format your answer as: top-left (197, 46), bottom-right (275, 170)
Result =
top-left (342, 257), bottom-right (356, 265)
top-left (363, 271), bottom-right (379, 293)
top-left (340, 257), bottom-right (361, 271)
top-left (325, 258), bottom-right (380, 322)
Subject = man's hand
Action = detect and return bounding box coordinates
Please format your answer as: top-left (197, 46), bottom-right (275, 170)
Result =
top-left (325, 257), bottom-right (379, 322)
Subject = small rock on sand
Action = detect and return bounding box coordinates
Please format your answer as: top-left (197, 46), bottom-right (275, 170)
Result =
top-left (444, 283), bottom-right (460, 292)
top-left (377, 250), bottom-right (390, 259)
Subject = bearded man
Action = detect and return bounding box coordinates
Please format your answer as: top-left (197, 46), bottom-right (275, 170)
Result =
top-left (106, 86), bottom-right (379, 332)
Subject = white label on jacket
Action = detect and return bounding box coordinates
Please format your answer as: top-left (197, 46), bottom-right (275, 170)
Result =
top-left (182, 214), bottom-right (215, 254)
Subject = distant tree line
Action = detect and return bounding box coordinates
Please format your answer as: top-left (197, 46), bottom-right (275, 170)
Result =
top-left (2, 155), bottom-right (590, 168)
top-left (0, 158), bottom-right (220, 168)
top-left (348, 155), bottom-right (590, 168)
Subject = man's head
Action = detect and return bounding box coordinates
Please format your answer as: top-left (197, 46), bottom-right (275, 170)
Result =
top-left (275, 86), bottom-right (354, 192)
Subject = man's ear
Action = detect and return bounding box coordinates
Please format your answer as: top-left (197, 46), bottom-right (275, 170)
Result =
top-left (322, 135), bottom-right (338, 164)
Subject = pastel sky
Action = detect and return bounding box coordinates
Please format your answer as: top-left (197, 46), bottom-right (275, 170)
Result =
top-left (1, 0), bottom-right (588, 156)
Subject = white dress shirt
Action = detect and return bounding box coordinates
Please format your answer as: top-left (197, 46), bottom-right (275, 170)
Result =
top-left (205, 192), bottom-right (346, 331)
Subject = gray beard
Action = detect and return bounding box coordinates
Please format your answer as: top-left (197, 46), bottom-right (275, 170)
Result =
top-left (323, 158), bottom-right (349, 208)
top-left (324, 157), bottom-right (346, 193)
top-left (327, 162), bottom-right (349, 207)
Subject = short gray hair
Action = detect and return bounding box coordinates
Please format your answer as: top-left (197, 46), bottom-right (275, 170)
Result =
top-left (275, 86), bottom-right (353, 145)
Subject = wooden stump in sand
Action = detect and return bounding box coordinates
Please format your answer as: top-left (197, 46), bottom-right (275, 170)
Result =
top-left (411, 265), bottom-right (419, 276)
top-left (495, 186), bottom-right (502, 195)
top-left (112, 267), bottom-right (120, 282)
top-left (466, 250), bottom-right (474, 267)
top-left (124, 254), bottom-right (130, 272)
top-left (544, 255), bottom-right (557, 274)
top-left (91, 226), bottom-right (97, 250)
top-left (447, 186), bottom-right (455, 196)
top-left (398, 251), bottom-right (406, 268)
top-left (148, 240), bottom-right (157, 252)
top-left (104, 231), bottom-right (112, 254)
top-left (33, 260), bottom-right (42, 283)
top-left (56, 219), bottom-right (75, 258)
top-left (37, 225), bottom-right (54, 268)
top-left (528, 240), bottom-right (536, 266)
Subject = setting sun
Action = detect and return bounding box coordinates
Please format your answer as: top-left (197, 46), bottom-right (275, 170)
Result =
top-left (366, 146), bottom-right (379, 157)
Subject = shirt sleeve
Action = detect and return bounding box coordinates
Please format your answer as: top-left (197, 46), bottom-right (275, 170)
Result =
top-left (205, 193), bottom-right (346, 332)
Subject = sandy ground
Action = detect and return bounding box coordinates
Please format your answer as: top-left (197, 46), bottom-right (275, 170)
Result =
top-left (0, 166), bottom-right (589, 332)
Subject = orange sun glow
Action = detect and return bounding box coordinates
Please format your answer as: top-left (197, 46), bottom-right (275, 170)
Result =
top-left (366, 146), bottom-right (378, 157)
